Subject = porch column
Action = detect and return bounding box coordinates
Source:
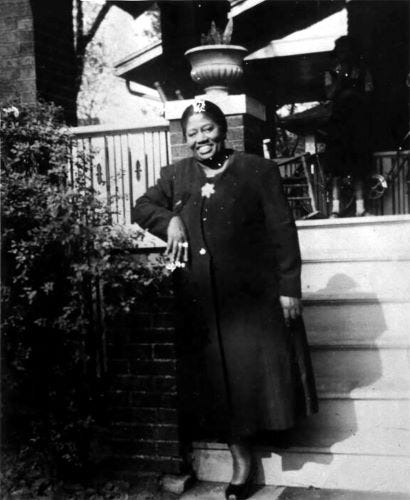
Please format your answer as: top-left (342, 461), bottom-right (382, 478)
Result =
top-left (165, 94), bottom-right (267, 163)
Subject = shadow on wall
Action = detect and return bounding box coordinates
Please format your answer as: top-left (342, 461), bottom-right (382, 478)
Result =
top-left (256, 272), bottom-right (386, 479)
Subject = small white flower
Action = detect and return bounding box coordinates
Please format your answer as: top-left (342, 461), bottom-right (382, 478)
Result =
top-left (165, 262), bottom-right (177, 272)
top-left (165, 261), bottom-right (186, 272)
top-left (201, 183), bottom-right (215, 198)
top-left (2, 106), bottom-right (19, 118)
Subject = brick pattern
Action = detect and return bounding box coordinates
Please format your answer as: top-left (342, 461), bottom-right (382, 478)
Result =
top-left (0, 0), bottom-right (77, 123)
top-left (104, 289), bottom-right (184, 477)
top-left (0, 0), bottom-right (37, 104)
top-left (169, 113), bottom-right (265, 163)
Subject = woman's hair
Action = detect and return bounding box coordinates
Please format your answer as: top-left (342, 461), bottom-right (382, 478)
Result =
top-left (180, 99), bottom-right (227, 138)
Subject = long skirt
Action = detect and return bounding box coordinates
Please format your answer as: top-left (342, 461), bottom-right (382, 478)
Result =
top-left (175, 289), bottom-right (318, 442)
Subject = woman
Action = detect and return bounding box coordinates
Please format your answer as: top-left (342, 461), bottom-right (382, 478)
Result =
top-left (133, 100), bottom-right (317, 500)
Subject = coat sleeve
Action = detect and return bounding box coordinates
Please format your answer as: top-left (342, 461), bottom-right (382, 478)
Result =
top-left (260, 162), bottom-right (302, 298)
top-left (132, 165), bottom-right (176, 241)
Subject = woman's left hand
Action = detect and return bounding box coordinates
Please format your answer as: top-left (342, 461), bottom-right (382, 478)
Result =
top-left (279, 296), bottom-right (303, 326)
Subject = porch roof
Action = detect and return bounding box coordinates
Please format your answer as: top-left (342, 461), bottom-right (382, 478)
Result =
top-left (245, 8), bottom-right (347, 60)
top-left (114, 40), bottom-right (163, 79)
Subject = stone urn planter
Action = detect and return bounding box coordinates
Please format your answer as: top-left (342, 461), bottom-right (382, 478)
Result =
top-left (184, 45), bottom-right (248, 97)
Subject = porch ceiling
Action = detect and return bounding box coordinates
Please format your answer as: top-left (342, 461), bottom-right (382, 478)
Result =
top-left (244, 52), bottom-right (330, 106)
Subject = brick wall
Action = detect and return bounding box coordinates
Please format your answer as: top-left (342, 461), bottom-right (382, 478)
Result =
top-left (0, 0), bottom-right (37, 104)
top-left (103, 272), bottom-right (185, 478)
top-left (0, 0), bottom-right (77, 123)
top-left (169, 113), bottom-right (265, 163)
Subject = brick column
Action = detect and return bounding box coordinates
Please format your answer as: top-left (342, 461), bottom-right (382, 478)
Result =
top-left (165, 94), bottom-right (267, 163)
top-left (102, 252), bottom-right (185, 481)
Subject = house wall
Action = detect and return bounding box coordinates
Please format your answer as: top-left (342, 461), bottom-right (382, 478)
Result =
top-left (0, 0), bottom-right (37, 105)
top-left (0, 0), bottom-right (77, 123)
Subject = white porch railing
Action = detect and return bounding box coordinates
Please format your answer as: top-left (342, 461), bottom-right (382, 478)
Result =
top-left (370, 150), bottom-right (410, 215)
top-left (71, 122), bottom-right (170, 224)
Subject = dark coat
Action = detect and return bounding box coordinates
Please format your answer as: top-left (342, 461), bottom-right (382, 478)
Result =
top-left (133, 151), bottom-right (317, 439)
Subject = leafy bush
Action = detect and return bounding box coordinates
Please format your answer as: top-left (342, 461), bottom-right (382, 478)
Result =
top-left (1, 102), bottom-right (166, 476)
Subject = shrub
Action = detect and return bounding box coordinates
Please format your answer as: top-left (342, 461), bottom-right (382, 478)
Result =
top-left (1, 101), bottom-right (166, 476)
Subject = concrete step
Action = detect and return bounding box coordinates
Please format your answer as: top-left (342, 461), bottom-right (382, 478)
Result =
top-left (191, 429), bottom-right (410, 493)
top-left (316, 375), bottom-right (410, 399)
top-left (311, 347), bottom-right (410, 383)
top-left (303, 300), bottom-right (410, 345)
top-left (181, 482), bottom-right (410, 499)
top-left (194, 427), bottom-right (410, 457)
top-left (297, 215), bottom-right (410, 261)
top-left (312, 376), bottom-right (410, 432)
top-left (305, 398), bottom-right (410, 431)
top-left (302, 260), bottom-right (410, 300)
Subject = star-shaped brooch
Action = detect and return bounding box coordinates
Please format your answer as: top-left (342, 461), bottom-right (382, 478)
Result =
top-left (201, 183), bottom-right (215, 198)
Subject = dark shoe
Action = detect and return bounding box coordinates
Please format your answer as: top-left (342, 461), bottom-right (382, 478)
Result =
top-left (225, 468), bottom-right (254, 500)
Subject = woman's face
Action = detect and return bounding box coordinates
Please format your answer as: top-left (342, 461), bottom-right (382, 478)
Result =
top-left (185, 113), bottom-right (225, 162)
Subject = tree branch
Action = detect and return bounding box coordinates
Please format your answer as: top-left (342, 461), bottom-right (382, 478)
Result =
top-left (78, 2), bottom-right (112, 55)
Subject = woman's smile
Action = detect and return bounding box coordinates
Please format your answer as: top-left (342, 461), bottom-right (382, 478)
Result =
top-left (197, 143), bottom-right (214, 156)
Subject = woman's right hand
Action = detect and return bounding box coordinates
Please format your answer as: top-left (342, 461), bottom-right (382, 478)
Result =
top-left (166, 216), bottom-right (189, 265)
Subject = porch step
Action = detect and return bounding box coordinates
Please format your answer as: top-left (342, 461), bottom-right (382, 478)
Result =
top-left (194, 426), bottom-right (410, 458)
top-left (181, 483), bottom-right (410, 499)
top-left (192, 428), bottom-right (410, 493)
top-left (307, 398), bottom-right (410, 431)
top-left (191, 446), bottom-right (410, 494)
top-left (316, 375), bottom-right (410, 400)
top-left (303, 301), bottom-right (410, 344)
top-left (301, 260), bottom-right (410, 299)
top-left (311, 347), bottom-right (410, 382)
top-left (297, 215), bottom-right (410, 261)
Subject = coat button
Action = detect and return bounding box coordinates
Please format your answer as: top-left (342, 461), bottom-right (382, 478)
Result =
top-left (199, 248), bottom-right (207, 255)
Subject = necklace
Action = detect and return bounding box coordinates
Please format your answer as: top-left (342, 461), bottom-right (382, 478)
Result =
top-left (198, 151), bottom-right (231, 177)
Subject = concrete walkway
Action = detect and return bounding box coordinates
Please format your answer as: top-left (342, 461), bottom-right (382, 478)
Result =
top-left (180, 482), bottom-right (410, 499)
